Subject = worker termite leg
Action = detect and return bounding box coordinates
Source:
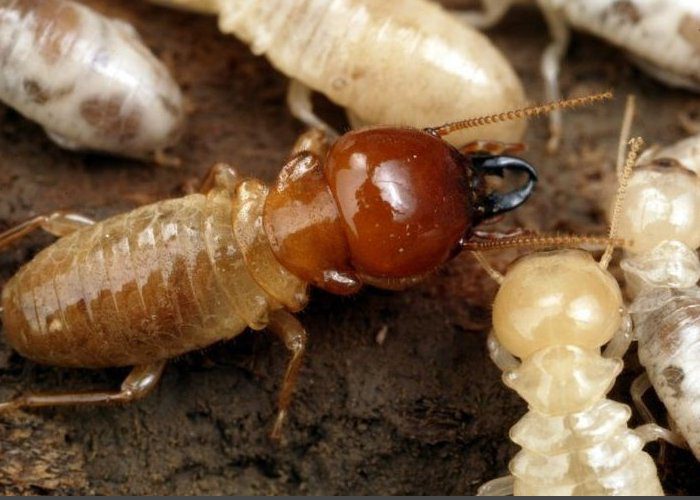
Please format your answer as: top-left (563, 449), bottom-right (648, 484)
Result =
top-left (603, 313), bottom-right (633, 359)
top-left (487, 331), bottom-right (520, 371)
top-left (477, 475), bottom-right (514, 496)
top-left (460, 140), bottom-right (526, 156)
top-left (539, 3), bottom-right (571, 153)
top-left (634, 423), bottom-right (688, 450)
top-left (267, 310), bottom-right (308, 440)
top-left (287, 79), bottom-right (339, 139)
top-left (0, 362), bottom-right (166, 411)
top-left (631, 372), bottom-right (656, 426)
top-left (0, 211), bottom-right (94, 250)
top-left (198, 162), bottom-right (243, 194)
top-left (453, 0), bottom-right (515, 29)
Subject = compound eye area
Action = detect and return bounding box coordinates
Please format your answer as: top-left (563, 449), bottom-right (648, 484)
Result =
top-left (324, 128), bottom-right (474, 278)
top-left (492, 250), bottom-right (623, 359)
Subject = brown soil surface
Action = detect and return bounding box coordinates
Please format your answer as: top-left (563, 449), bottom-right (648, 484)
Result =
top-left (1, 1), bottom-right (699, 495)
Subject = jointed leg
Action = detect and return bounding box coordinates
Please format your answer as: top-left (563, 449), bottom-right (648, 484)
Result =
top-left (631, 372), bottom-right (655, 426)
top-left (603, 313), bottom-right (633, 359)
top-left (634, 423), bottom-right (687, 450)
top-left (198, 163), bottom-right (242, 194)
top-left (539, 3), bottom-right (571, 153)
top-left (453, 0), bottom-right (515, 30)
top-left (266, 310), bottom-right (308, 440)
top-left (478, 475), bottom-right (514, 496)
top-left (0, 362), bottom-right (166, 411)
top-left (0, 211), bottom-right (94, 250)
top-left (287, 79), bottom-right (339, 139)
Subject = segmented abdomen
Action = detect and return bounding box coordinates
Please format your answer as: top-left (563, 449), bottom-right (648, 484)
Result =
top-left (0, 0), bottom-right (183, 157)
top-left (503, 345), bottom-right (663, 495)
top-left (1, 181), bottom-right (307, 367)
top-left (634, 288), bottom-right (700, 460)
top-left (218, 0), bottom-right (525, 145)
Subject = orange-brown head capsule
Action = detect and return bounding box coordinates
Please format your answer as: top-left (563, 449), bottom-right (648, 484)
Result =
top-left (264, 127), bottom-right (537, 294)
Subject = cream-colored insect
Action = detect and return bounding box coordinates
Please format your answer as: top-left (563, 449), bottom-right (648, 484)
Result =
top-left (460, 0), bottom-right (700, 151)
top-left (148, 0), bottom-right (527, 147)
top-left (612, 105), bottom-right (700, 461)
top-left (0, 0), bottom-right (185, 160)
top-left (474, 136), bottom-right (680, 496)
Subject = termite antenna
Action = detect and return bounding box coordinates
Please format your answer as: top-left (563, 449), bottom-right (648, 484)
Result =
top-left (600, 136), bottom-right (644, 269)
top-left (462, 232), bottom-right (623, 252)
top-left (471, 251), bottom-right (504, 284)
top-left (425, 90), bottom-right (613, 138)
top-left (616, 95), bottom-right (636, 178)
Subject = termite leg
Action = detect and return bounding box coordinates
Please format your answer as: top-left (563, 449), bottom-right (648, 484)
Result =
top-left (0, 211), bottom-right (94, 250)
top-left (286, 79), bottom-right (339, 139)
top-left (631, 372), bottom-right (656, 426)
top-left (460, 140), bottom-right (526, 156)
top-left (487, 331), bottom-right (520, 372)
top-left (266, 310), bottom-right (308, 440)
top-left (198, 163), bottom-right (243, 194)
top-left (634, 423), bottom-right (688, 450)
top-left (0, 362), bottom-right (166, 411)
top-left (477, 475), bottom-right (514, 496)
top-left (453, 0), bottom-right (514, 29)
top-left (603, 313), bottom-right (633, 359)
top-left (539, 4), bottom-right (571, 153)
top-left (291, 128), bottom-right (331, 157)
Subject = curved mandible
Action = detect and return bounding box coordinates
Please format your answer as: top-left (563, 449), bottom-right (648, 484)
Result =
top-left (471, 154), bottom-right (538, 221)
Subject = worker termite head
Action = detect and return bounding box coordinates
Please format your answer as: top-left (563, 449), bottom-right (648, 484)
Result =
top-left (617, 158), bottom-right (700, 254)
top-left (483, 134), bottom-right (645, 361)
top-left (492, 250), bottom-right (623, 359)
top-left (263, 92), bottom-right (612, 295)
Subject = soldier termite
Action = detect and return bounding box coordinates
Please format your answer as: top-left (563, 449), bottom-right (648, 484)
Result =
top-left (459, 0), bottom-right (700, 152)
top-left (606, 97), bottom-right (700, 461)
top-left (0, 0), bottom-right (185, 162)
top-left (0, 93), bottom-right (606, 440)
top-left (473, 133), bottom-right (682, 496)
top-left (147, 0), bottom-right (527, 148)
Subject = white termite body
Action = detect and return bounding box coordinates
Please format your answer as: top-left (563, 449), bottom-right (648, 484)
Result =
top-left (542, 0), bottom-right (700, 91)
top-left (149, 0), bottom-right (527, 147)
top-left (477, 250), bottom-right (664, 496)
top-left (617, 134), bottom-right (700, 460)
top-left (0, 0), bottom-right (185, 159)
top-left (460, 0), bottom-right (700, 149)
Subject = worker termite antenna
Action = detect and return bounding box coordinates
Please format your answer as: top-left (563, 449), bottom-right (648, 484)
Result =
top-left (599, 135), bottom-right (644, 269)
top-left (425, 91), bottom-right (613, 138)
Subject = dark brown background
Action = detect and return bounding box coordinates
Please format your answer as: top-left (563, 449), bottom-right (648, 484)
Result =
top-left (1, 0), bottom-right (699, 494)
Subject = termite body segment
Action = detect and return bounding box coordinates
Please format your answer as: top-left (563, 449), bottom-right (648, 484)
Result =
top-left (0, 0), bottom-right (184, 159)
top-left (0, 126), bottom-right (537, 436)
top-left (616, 134), bottom-right (700, 460)
top-left (150, 0), bottom-right (527, 147)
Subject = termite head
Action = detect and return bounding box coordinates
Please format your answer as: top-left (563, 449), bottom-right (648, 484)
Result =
top-left (263, 127), bottom-right (536, 294)
top-left (491, 250), bottom-right (623, 359)
top-left (488, 132), bottom-right (646, 361)
top-left (616, 158), bottom-right (700, 254)
top-left (264, 92), bottom-right (614, 294)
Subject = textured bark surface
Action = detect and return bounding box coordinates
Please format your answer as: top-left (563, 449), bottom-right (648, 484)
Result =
top-left (0, 1), bottom-right (699, 495)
